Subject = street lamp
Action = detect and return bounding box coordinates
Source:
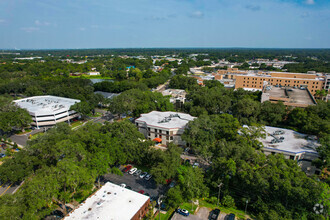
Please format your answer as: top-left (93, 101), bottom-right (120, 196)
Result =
top-left (245, 199), bottom-right (249, 214)
top-left (217, 182), bottom-right (223, 206)
top-left (158, 195), bottom-right (164, 220)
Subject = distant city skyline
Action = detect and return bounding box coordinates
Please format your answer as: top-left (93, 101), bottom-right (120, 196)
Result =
top-left (0, 0), bottom-right (329, 49)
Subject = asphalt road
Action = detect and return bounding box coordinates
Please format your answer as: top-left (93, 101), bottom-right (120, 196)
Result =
top-left (0, 182), bottom-right (21, 197)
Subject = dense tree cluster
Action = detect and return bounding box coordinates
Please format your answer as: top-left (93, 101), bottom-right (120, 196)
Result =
top-left (0, 120), bottom-right (191, 219)
top-left (0, 96), bottom-right (32, 132)
top-left (108, 89), bottom-right (174, 117)
top-left (182, 114), bottom-right (330, 219)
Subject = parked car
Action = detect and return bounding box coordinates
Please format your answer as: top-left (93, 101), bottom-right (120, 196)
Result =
top-left (123, 165), bottom-right (132, 173)
top-left (228, 213), bottom-right (235, 220)
top-left (193, 162), bottom-right (199, 168)
top-left (125, 186), bottom-right (132, 190)
top-left (138, 190), bottom-right (145, 194)
top-left (145, 174), bottom-right (152, 181)
top-left (169, 180), bottom-right (176, 188)
top-left (144, 193), bottom-right (150, 197)
top-left (0, 153), bottom-right (5, 158)
top-left (140, 172), bottom-right (148, 179)
top-left (134, 169), bottom-right (142, 176)
top-left (210, 209), bottom-right (220, 220)
top-left (129, 168), bottom-right (137, 175)
top-left (177, 208), bottom-right (189, 216)
top-left (120, 183), bottom-right (126, 188)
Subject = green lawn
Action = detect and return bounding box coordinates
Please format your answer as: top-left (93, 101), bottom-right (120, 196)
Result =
top-left (29, 132), bottom-right (44, 140)
top-left (180, 202), bottom-right (198, 214)
top-left (153, 208), bottom-right (175, 220)
top-left (199, 200), bottom-right (251, 219)
top-left (70, 121), bottom-right (84, 129)
top-left (87, 112), bottom-right (102, 117)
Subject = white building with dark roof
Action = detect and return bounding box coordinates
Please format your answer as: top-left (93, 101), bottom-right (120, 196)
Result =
top-left (65, 182), bottom-right (150, 220)
top-left (14, 95), bottom-right (80, 128)
top-left (259, 126), bottom-right (320, 175)
top-left (135, 111), bottom-right (196, 146)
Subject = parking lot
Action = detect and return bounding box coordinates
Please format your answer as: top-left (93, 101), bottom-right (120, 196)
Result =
top-left (102, 166), bottom-right (167, 200)
top-left (171, 212), bottom-right (202, 220)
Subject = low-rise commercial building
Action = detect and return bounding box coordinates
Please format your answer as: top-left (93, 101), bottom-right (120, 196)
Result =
top-left (161, 89), bottom-right (187, 104)
top-left (135, 111), bottom-right (196, 146)
top-left (259, 126), bottom-right (320, 175)
top-left (14, 96), bottom-right (80, 128)
top-left (64, 182), bottom-right (150, 220)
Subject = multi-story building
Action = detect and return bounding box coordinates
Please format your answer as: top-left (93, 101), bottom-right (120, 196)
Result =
top-left (14, 95), bottom-right (80, 128)
top-left (135, 111), bottom-right (196, 146)
top-left (258, 126), bottom-right (320, 176)
top-left (213, 69), bottom-right (327, 96)
top-left (235, 72), bottom-right (325, 95)
top-left (65, 182), bottom-right (150, 220)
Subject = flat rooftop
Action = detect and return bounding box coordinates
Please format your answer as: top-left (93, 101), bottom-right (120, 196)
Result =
top-left (135, 111), bottom-right (196, 129)
top-left (259, 126), bottom-right (319, 155)
top-left (14, 96), bottom-right (80, 116)
top-left (264, 86), bottom-right (316, 106)
top-left (65, 182), bottom-right (149, 220)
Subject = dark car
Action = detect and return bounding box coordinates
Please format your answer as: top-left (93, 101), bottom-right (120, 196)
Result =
top-left (123, 165), bottom-right (132, 173)
top-left (210, 208), bottom-right (220, 220)
top-left (0, 153), bottom-right (5, 158)
top-left (228, 213), bottom-right (235, 220)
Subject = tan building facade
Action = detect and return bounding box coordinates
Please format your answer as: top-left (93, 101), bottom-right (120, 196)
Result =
top-left (234, 72), bottom-right (325, 95)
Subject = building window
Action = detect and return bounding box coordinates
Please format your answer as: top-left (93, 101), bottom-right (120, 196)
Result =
top-left (166, 131), bottom-right (169, 135)
top-left (290, 155), bottom-right (294, 160)
top-left (170, 136), bottom-right (173, 140)
top-left (155, 129), bottom-right (157, 133)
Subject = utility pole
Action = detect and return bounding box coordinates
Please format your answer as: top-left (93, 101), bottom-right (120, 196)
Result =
top-left (158, 195), bottom-right (164, 220)
top-left (217, 182), bottom-right (223, 206)
top-left (245, 200), bottom-right (249, 214)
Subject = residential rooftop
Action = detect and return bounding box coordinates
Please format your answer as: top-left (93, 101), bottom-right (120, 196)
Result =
top-left (259, 126), bottom-right (319, 155)
top-left (64, 182), bottom-right (149, 220)
top-left (13, 95), bottom-right (80, 116)
top-left (135, 111), bottom-right (196, 129)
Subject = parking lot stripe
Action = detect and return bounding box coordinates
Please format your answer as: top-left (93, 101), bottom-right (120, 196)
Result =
top-left (0, 183), bottom-right (13, 197)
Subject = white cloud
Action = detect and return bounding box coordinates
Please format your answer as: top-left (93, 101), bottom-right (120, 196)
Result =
top-left (35, 20), bottom-right (51, 26)
top-left (305, 0), bottom-right (315, 5)
top-left (78, 27), bottom-right (86, 31)
top-left (189, 11), bottom-right (204, 18)
top-left (0, 19), bottom-right (5, 23)
top-left (20, 27), bottom-right (40, 33)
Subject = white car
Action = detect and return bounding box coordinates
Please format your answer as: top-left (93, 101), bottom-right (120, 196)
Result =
top-left (129, 167), bottom-right (137, 175)
top-left (140, 172), bottom-right (148, 178)
top-left (120, 183), bottom-right (126, 188)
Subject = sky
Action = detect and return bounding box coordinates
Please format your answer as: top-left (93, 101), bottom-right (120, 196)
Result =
top-left (0, 0), bottom-right (329, 49)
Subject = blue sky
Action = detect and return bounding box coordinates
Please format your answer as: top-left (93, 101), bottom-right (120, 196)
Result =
top-left (0, 0), bottom-right (329, 49)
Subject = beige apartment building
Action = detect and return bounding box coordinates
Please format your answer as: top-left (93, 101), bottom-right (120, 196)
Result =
top-left (214, 69), bottom-right (326, 95)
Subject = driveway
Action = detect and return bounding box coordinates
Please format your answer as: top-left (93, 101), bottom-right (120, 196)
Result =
top-left (171, 212), bottom-right (202, 220)
top-left (195, 207), bottom-right (211, 219)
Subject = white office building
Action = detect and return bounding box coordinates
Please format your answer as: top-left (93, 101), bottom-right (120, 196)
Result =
top-left (135, 111), bottom-right (196, 146)
top-left (14, 95), bottom-right (80, 128)
top-left (259, 126), bottom-right (320, 175)
top-left (64, 182), bottom-right (150, 220)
